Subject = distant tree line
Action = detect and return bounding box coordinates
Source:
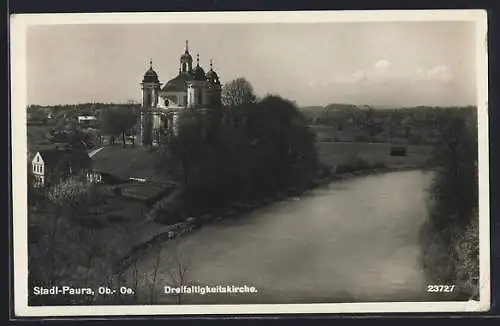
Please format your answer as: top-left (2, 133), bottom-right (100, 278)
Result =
top-left (27, 103), bottom-right (140, 130)
top-left (27, 103), bottom-right (140, 150)
top-left (303, 104), bottom-right (477, 145)
top-left (98, 107), bottom-right (138, 147)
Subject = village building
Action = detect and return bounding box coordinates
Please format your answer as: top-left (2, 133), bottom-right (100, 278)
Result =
top-left (77, 115), bottom-right (98, 128)
top-left (138, 40), bottom-right (222, 146)
top-left (31, 148), bottom-right (93, 186)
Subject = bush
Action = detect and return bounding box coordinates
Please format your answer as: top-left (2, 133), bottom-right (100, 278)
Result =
top-left (390, 146), bottom-right (407, 156)
top-left (162, 93), bottom-right (319, 216)
top-left (353, 133), bottom-right (371, 142)
top-left (454, 209), bottom-right (479, 299)
top-left (147, 189), bottom-right (186, 225)
top-left (372, 162), bottom-right (387, 169)
top-left (27, 177), bottom-right (129, 305)
top-left (421, 111), bottom-right (479, 300)
top-left (335, 154), bottom-right (373, 174)
top-left (318, 163), bottom-right (332, 178)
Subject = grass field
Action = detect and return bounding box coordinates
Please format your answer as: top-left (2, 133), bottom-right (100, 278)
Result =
top-left (309, 124), bottom-right (433, 170)
top-left (119, 182), bottom-right (177, 202)
top-left (316, 141), bottom-right (433, 170)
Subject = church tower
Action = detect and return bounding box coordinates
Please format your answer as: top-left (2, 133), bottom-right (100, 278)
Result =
top-left (139, 60), bottom-right (161, 146)
top-left (187, 54), bottom-right (209, 108)
top-left (205, 60), bottom-right (222, 107)
top-left (180, 40), bottom-right (193, 74)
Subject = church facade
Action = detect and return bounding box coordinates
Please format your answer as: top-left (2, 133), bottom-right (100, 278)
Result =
top-left (138, 40), bottom-right (222, 146)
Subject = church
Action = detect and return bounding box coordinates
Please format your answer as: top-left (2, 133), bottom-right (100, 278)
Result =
top-left (138, 40), bottom-right (222, 146)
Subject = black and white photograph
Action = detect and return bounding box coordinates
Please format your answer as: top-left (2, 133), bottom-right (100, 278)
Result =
top-left (11, 10), bottom-right (489, 316)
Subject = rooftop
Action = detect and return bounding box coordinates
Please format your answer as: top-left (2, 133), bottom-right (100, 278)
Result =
top-left (90, 146), bottom-right (173, 183)
top-left (35, 148), bottom-right (92, 170)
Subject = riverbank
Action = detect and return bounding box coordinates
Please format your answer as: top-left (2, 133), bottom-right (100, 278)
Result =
top-left (115, 164), bottom-right (431, 273)
top-left (316, 164), bottom-right (432, 185)
top-left (123, 169), bottom-right (434, 304)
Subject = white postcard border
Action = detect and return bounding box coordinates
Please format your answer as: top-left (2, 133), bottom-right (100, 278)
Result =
top-left (10, 9), bottom-right (490, 317)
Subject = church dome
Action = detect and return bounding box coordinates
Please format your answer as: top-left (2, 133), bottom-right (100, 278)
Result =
top-left (205, 61), bottom-right (220, 84)
top-left (205, 60), bottom-right (220, 85)
top-left (192, 65), bottom-right (206, 81)
top-left (142, 60), bottom-right (160, 83)
top-left (162, 72), bottom-right (193, 92)
top-left (181, 51), bottom-right (193, 62)
top-left (206, 69), bottom-right (219, 80)
top-left (191, 54), bottom-right (206, 81)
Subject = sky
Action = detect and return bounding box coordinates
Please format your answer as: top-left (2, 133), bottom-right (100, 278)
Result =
top-left (26, 21), bottom-right (478, 107)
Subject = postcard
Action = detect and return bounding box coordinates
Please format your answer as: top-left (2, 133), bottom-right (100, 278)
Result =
top-left (10, 9), bottom-right (489, 316)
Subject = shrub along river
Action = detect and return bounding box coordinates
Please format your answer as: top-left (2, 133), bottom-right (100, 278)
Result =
top-left (125, 170), bottom-right (440, 304)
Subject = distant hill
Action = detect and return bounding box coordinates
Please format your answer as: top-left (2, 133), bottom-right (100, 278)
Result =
top-left (299, 106), bottom-right (326, 121)
top-left (299, 103), bottom-right (361, 122)
top-left (324, 103), bottom-right (360, 111)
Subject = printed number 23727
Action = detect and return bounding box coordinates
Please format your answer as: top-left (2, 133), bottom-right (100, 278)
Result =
top-left (427, 285), bottom-right (455, 293)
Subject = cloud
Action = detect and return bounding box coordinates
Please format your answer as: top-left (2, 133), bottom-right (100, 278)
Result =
top-left (426, 65), bottom-right (453, 82)
top-left (352, 70), bottom-right (366, 81)
top-left (307, 79), bottom-right (317, 88)
top-left (373, 59), bottom-right (390, 70)
top-left (302, 61), bottom-right (461, 106)
top-left (322, 61), bottom-right (453, 86)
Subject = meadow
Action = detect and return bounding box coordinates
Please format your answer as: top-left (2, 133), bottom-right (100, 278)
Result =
top-left (316, 141), bottom-right (433, 171)
top-left (308, 123), bottom-right (433, 171)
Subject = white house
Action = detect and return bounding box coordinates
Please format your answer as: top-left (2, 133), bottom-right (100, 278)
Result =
top-left (31, 152), bottom-right (46, 186)
top-left (31, 148), bottom-right (92, 187)
top-left (77, 115), bottom-right (98, 128)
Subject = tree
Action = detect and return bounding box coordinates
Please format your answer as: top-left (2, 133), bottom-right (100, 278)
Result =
top-left (160, 92), bottom-right (319, 217)
top-left (31, 177), bottom-right (94, 282)
top-left (164, 109), bottom-right (207, 196)
top-left (362, 107), bottom-right (379, 137)
top-left (98, 107), bottom-right (137, 147)
top-left (246, 95), bottom-right (318, 193)
top-left (422, 107), bottom-right (479, 299)
top-left (27, 106), bottom-right (48, 123)
top-left (47, 121), bottom-right (92, 149)
top-left (221, 77), bottom-right (256, 108)
top-left (146, 237), bottom-right (192, 304)
top-left (29, 186), bottom-right (137, 305)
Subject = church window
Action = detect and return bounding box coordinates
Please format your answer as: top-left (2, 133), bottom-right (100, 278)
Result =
top-left (198, 92), bottom-right (203, 106)
top-left (184, 95), bottom-right (187, 105)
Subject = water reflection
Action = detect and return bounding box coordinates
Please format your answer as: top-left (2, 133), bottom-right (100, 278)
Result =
top-left (130, 170), bottom-right (434, 304)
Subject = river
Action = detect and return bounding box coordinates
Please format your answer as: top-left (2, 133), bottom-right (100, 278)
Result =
top-left (125, 170), bottom-right (435, 304)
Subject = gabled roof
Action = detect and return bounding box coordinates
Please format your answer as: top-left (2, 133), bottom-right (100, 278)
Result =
top-left (90, 146), bottom-right (172, 183)
top-left (36, 148), bottom-right (92, 171)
